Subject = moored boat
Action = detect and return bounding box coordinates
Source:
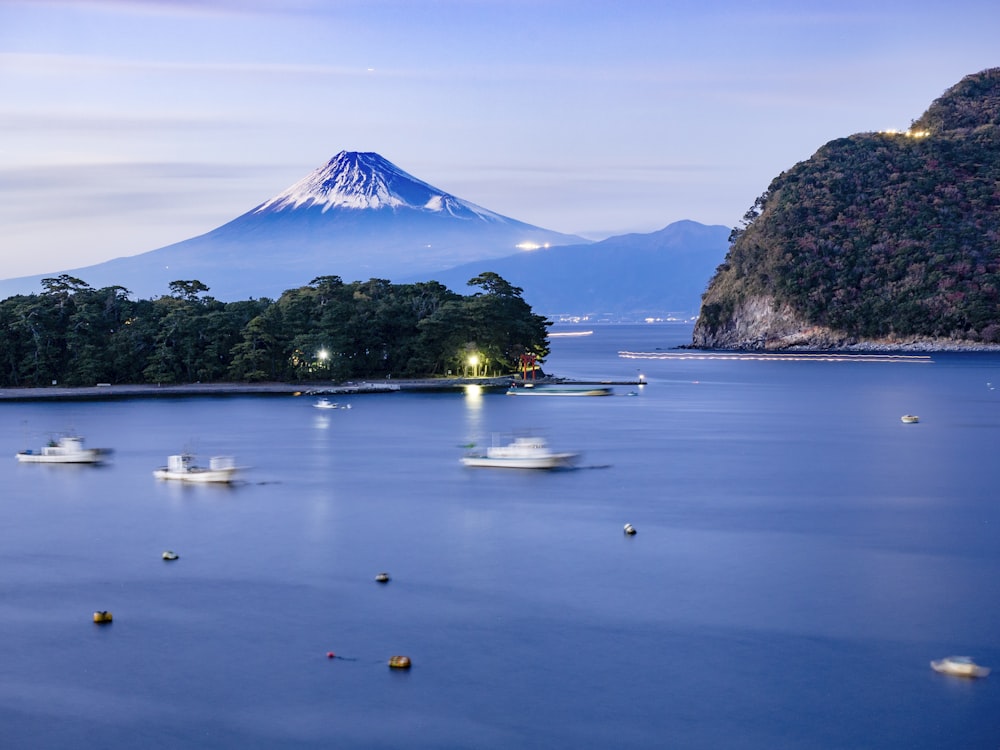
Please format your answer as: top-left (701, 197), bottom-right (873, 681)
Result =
top-left (930, 656), bottom-right (990, 678)
top-left (931, 656), bottom-right (990, 677)
top-left (506, 385), bottom-right (613, 397)
top-left (901, 414), bottom-right (920, 424)
top-left (461, 435), bottom-right (578, 469)
top-left (16, 435), bottom-right (110, 464)
top-left (153, 454), bottom-right (241, 483)
top-left (314, 398), bottom-right (338, 409)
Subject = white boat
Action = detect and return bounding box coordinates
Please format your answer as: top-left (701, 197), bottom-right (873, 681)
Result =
top-left (314, 398), bottom-right (338, 409)
top-left (506, 385), bottom-right (613, 397)
top-left (461, 436), bottom-right (578, 469)
top-left (901, 414), bottom-right (920, 423)
top-left (930, 656), bottom-right (990, 678)
top-left (16, 435), bottom-right (110, 464)
top-left (153, 454), bottom-right (240, 483)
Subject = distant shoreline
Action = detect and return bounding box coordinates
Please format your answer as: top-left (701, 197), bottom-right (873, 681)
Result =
top-left (0, 375), bottom-right (642, 402)
top-left (0, 377), bottom-right (509, 402)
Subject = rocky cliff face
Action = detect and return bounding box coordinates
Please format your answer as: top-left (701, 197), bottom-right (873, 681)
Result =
top-left (690, 295), bottom-right (840, 349)
top-left (692, 295), bottom-right (1000, 351)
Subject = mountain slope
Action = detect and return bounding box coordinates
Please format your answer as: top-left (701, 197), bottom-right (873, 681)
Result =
top-left (693, 68), bottom-right (1000, 350)
top-left (413, 220), bottom-right (730, 319)
top-left (0, 152), bottom-right (587, 301)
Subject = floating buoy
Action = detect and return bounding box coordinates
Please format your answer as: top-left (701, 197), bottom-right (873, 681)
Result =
top-left (162, 550), bottom-right (179, 561)
top-left (624, 523), bottom-right (637, 535)
top-left (375, 572), bottom-right (390, 583)
top-left (326, 651), bottom-right (336, 659)
top-left (93, 610), bottom-right (113, 624)
top-left (388, 655), bottom-right (412, 669)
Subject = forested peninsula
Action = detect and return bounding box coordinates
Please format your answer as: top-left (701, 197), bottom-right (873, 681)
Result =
top-left (693, 68), bottom-right (1000, 350)
top-left (0, 272), bottom-right (550, 388)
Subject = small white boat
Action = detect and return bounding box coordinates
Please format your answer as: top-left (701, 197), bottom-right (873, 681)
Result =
top-left (153, 454), bottom-right (240, 483)
top-left (314, 398), bottom-right (338, 409)
top-left (901, 414), bottom-right (920, 424)
top-left (461, 436), bottom-right (578, 469)
top-left (16, 435), bottom-right (110, 464)
top-left (930, 656), bottom-right (990, 678)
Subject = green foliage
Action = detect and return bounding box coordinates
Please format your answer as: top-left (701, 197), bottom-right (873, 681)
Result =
top-left (700, 68), bottom-right (1000, 343)
top-left (0, 273), bottom-right (550, 386)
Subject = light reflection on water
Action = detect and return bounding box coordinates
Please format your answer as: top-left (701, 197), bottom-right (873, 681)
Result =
top-left (1, 325), bottom-right (999, 748)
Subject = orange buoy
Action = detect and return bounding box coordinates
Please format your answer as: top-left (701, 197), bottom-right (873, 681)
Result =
top-left (388, 655), bottom-right (412, 669)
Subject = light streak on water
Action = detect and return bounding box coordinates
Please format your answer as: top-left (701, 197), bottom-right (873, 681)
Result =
top-left (618, 351), bottom-right (934, 363)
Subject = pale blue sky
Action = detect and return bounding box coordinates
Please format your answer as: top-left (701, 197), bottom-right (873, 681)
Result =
top-left (1, 0), bottom-right (998, 278)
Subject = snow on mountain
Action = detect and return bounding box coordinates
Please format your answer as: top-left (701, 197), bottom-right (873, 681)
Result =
top-left (254, 151), bottom-right (508, 222)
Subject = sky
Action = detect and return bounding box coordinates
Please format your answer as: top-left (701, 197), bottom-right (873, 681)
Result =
top-left (1, 0), bottom-right (999, 279)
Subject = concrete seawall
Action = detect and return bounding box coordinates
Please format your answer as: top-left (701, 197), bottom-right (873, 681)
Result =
top-left (0, 376), bottom-right (643, 402)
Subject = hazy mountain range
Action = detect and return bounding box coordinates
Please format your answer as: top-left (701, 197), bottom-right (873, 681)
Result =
top-left (409, 220), bottom-right (729, 319)
top-left (0, 151), bottom-right (729, 316)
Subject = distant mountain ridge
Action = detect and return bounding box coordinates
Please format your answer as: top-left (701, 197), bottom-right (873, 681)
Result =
top-left (416, 220), bottom-right (729, 319)
top-left (0, 151), bottom-right (587, 301)
top-left (693, 68), bottom-right (1000, 350)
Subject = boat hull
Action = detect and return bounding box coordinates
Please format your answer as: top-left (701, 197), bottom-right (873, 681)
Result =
top-left (153, 468), bottom-right (238, 483)
top-left (507, 387), bottom-right (612, 397)
top-left (16, 451), bottom-right (104, 464)
top-left (460, 453), bottom-right (577, 469)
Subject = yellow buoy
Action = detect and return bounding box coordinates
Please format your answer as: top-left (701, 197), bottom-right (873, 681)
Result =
top-left (388, 655), bottom-right (412, 669)
top-left (93, 610), bottom-right (113, 624)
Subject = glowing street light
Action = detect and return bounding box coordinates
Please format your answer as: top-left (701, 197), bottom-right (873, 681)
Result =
top-left (468, 354), bottom-right (479, 377)
top-left (316, 348), bottom-right (330, 377)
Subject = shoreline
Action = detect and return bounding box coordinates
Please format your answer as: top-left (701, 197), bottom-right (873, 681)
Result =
top-left (0, 375), bottom-right (643, 402)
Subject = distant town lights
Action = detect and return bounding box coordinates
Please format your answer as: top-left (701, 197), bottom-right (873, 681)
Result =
top-left (516, 242), bottom-right (550, 251)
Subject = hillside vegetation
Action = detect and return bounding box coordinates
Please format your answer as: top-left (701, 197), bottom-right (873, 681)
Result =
top-left (693, 68), bottom-right (1000, 349)
top-left (0, 273), bottom-right (549, 387)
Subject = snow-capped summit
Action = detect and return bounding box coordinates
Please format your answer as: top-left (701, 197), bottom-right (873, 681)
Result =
top-left (255, 151), bottom-right (505, 222)
top-left (0, 151), bottom-right (589, 300)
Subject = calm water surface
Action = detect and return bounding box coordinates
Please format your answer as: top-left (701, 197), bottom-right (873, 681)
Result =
top-left (2, 324), bottom-right (998, 748)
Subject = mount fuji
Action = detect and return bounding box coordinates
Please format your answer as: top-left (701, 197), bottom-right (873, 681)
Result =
top-left (0, 152), bottom-right (588, 301)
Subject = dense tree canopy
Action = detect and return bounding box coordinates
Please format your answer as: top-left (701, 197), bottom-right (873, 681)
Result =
top-left (0, 272), bottom-right (551, 387)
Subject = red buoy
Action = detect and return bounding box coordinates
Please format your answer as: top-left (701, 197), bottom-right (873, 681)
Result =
top-left (326, 651), bottom-right (335, 659)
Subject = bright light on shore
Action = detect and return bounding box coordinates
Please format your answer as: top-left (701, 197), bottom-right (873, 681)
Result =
top-left (516, 242), bottom-right (550, 251)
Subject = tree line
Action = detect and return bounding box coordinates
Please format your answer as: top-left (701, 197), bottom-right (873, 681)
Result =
top-left (0, 272), bottom-right (551, 387)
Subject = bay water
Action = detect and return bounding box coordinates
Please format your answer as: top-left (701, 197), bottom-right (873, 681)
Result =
top-left (1, 324), bottom-right (998, 748)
